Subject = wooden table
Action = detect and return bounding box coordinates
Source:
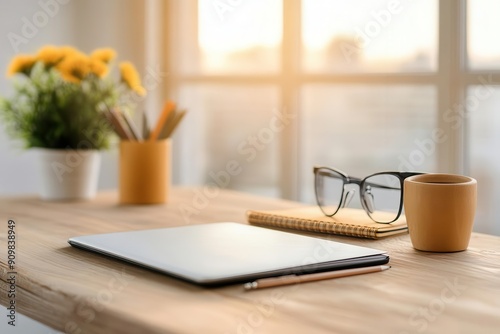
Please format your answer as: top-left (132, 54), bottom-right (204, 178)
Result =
top-left (1, 188), bottom-right (499, 333)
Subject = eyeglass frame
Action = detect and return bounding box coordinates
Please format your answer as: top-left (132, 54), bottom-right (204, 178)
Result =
top-left (313, 166), bottom-right (424, 224)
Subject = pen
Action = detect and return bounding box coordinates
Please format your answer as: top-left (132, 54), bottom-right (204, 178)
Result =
top-left (243, 265), bottom-right (391, 290)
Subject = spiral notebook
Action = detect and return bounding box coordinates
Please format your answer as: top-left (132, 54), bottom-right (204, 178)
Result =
top-left (247, 207), bottom-right (408, 239)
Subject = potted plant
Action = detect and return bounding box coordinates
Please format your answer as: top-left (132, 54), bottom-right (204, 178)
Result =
top-left (0, 45), bottom-right (146, 200)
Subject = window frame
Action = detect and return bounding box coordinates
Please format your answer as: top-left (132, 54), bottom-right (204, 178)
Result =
top-left (164, 0), bottom-right (500, 200)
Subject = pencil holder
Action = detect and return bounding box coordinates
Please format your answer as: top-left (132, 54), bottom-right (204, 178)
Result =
top-left (119, 139), bottom-right (171, 204)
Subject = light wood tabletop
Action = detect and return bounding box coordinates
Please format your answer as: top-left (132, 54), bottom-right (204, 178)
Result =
top-left (1, 187), bottom-right (499, 333)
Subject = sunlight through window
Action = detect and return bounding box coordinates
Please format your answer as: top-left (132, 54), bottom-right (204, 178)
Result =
top-left (197, 0), bottom-right (282, 73)
top-left (467, 0), bottom-right (500, 69)
top-left (302, 0), bottom-right (438, 72)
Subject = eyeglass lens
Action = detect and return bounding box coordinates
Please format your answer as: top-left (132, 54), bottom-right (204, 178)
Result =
top-left (315, 168), bottom-right (344, 216)
top-left (361, 174), bottom-right (401, 223)
top-left (315, 168), bottom-right (402, 223)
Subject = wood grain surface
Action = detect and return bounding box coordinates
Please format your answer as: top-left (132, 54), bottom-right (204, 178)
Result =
top-left (0, 187), bottom-right (499, 334)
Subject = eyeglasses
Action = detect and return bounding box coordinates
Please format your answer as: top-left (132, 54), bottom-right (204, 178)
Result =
top-left (313, 166), bottom-right (423, 224)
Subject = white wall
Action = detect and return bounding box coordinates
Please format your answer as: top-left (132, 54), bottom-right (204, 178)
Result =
top-left (0, 1), bottom-right (151, 332)
top-left (0, 0), bottom-right (149, 195)
top-left (0, 0), bottom-right (75, 195)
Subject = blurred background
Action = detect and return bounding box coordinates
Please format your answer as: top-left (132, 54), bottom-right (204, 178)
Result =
top-left (1, 0), bottom-right (499, 234)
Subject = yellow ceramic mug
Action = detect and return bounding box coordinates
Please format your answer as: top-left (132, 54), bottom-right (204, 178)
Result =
top-left (403, 174), bottom-right (477, 252)
top-left (119, 139), bottom-right (171, 204)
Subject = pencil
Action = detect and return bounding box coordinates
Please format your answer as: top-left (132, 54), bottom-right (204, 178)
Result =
top-left (120, 110), bottom-right (141, 140)
top-left (104, 108), bottom-right (132, 140)
top-left (162, 109), bottom-right (186, 139)
top-left (149, 100), bottom-right (175, 141)
top-left (142, 111), bottom-right (150, 140)
top-left (243, 265), bottom-right (390, 290)
top-left (110, 109), bottom-right (134, 140)
top-left (158, 108), bottom-right (178, 139)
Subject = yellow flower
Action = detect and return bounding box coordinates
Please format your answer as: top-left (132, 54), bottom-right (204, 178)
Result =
top-left (56, 54), bottom-right (91, 83)
top-left (119, 61), bottom-right (146, 96)
top-left (90, 48), bottom-right (116, 64)
top-left (89, 58), bottom-right (109, 78)
top-left (6, 54), bottom-right (37, 77)
top-left (36, 45), bottom-right (65, 66)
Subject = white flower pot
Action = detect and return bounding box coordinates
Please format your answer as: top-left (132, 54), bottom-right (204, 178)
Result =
top-left (36, 149), bottom-right (101, 201)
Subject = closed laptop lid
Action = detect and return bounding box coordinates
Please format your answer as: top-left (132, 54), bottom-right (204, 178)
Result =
top-left (68, 222), bottom-right (388, 286)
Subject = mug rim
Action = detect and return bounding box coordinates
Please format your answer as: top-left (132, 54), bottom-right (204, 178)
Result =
top-left (405, 173), bottom-right (476, 185)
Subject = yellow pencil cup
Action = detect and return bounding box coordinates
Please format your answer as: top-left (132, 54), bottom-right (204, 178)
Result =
top-left (119, 139), bottom-right (171, 204)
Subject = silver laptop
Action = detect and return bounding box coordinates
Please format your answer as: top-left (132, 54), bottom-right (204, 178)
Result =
top-left (68, 222), bottom-right (389, 286)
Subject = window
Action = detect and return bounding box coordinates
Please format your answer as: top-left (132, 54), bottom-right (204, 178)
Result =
top-left (302, 0), bottom-right (438, 73)
top-left (165, 0), bottom-right (500, 235)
